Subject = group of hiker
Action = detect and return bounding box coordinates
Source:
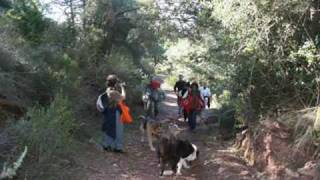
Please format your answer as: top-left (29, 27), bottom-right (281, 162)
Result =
top-left (141, 74), bottom-right (212, 131)
top-left (174, 75), bottom-right (212, 131)
top-left (96, 74), bottom-right (211, 153)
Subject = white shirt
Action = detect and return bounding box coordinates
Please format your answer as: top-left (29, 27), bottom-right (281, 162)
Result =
top-left (200, 87), bottom-right (211, 98)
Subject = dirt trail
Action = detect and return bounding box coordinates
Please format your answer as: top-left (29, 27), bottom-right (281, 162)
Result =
top-left (72, 89), bottom-right (259, 180)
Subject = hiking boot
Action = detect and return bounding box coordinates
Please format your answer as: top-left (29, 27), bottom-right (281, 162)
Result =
top-left (103, 146), bottom-right (113, 152)
top-left (113, 149), bottom-right (125, 154)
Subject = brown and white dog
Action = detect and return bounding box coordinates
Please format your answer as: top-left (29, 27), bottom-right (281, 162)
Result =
top-left (157, 135), bottom-right (199, 176)
top-left (139, 115), bottom-right (161, 151)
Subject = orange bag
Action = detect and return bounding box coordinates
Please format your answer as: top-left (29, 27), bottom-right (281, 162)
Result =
top-left (119, 100), bottom-right (133, 124)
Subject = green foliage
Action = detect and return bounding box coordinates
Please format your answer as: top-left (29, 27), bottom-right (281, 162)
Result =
top-left (216, 90), bottom-right (248, 128)
top-left (51, 53), bottom-right (81, 96)
top-left (0, 0), bottom-right (11, 9)
top-left (160, 0), bottom-right (320, 117)
top-left (291, 40), bottom-right (319, 64)
top-left (6, 0), bottom-right (47, 43)
top-left (210, 0), bottom-right (319, 111)
top-left (218, 104), bottom-right (236, 133)
top-left (94, 49), bottom-right (144, 105)
top-left (11, 93), bottom-right (78, 160)
top-left (166, 75), bottom-right (178, 87)
top-left (217, 90), bottom-right (232, 106)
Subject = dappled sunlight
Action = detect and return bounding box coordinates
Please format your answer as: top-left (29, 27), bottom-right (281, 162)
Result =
top-left (162, 101), bottom-right (177, 107)
top-left (165, 92), bottom-right (177, 99)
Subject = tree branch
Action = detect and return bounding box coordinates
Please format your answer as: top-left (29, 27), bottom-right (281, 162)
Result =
top-left (115, 7), bottom-right (140, 17)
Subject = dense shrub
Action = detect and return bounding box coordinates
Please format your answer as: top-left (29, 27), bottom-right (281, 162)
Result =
top-left (10, 93), bottom-right (78, 160)
top-left (94, 50), bottom-right (144, 104)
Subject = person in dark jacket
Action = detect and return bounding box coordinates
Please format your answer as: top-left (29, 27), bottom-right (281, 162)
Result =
top-left (174, 75), bottom-right (187, 116)
top-left (179, 82), bottom-right (190, 121)
top-left (96, 74), bottom-right (126, 153)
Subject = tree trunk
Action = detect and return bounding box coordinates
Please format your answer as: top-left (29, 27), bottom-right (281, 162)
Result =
top-left (81, 0), bottom-right (87, 31)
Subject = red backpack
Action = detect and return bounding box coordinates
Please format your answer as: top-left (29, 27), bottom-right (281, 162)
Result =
top-left (182, 90), bottom-right (204, 113)
top-left (150, 80), bottom-right (161, 90)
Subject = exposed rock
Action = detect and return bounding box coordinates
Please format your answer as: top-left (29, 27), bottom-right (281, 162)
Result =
top-left (298, 161), bottom-right (320, 178)
top-left (235, 118), bottom-right (320, 179)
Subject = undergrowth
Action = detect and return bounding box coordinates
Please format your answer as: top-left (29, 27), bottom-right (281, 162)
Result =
top-left (9, 93), bottom-right (78, 161)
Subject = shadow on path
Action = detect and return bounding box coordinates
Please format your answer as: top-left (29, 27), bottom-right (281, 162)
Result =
top-left (73, 89), bottom-right (258, 180)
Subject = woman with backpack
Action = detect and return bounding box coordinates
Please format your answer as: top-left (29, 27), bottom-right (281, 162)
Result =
top-left (182, 82), bottom-right (204, 131)
top-left (96, 74), bottom-right (132, 153)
